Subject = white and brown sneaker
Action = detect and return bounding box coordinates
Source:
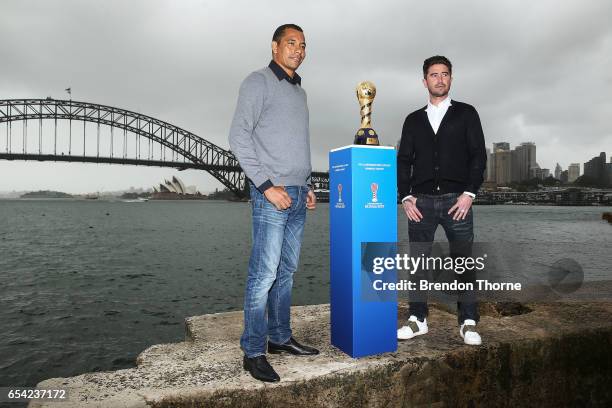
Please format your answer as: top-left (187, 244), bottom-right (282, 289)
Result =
top-left (460, 319), bottom-right (482, 345)
top-left (397, 315), bottom-right (428, 340)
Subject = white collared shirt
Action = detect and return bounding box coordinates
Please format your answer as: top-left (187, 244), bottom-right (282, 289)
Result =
top-left (401, 96), bottom-right (475, 202)
top-left (425, 96), bottom-right (452, 134)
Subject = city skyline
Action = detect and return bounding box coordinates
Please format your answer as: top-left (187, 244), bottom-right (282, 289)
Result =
top-left (488, 141), bottom-right (608, 175)
top-left (1, 0), bottom-right (611, 194)
top-left (487, 138), bottom-right (611, 186)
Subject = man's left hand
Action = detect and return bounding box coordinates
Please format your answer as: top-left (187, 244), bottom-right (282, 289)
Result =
top-left (448, 193), bottom-right (473, 221)
top-left (306, 189), bottom-right (317, 210)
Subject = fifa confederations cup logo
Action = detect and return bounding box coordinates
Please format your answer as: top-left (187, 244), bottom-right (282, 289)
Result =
top-left (371, 183), bottom-right (378, 202)
top-left (337, 183), bottom-right (343, 202)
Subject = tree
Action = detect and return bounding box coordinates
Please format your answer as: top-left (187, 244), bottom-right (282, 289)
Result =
top-left (573, 175), bottom-right (603, 188)
top-left (542, 176), bottom-right (561, 187)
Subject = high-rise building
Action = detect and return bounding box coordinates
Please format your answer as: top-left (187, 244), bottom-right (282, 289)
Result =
top-left (584, 152), bottom-right (607, 185)
top-left (489, 143), bottom-right (507, 184)
top-left (495, 150), bottom-right (513, 185)
top-left (485, 147), bottom-right (495, 182)
top-left (488, 150), bottom-right (496, 182)
top-left (511, 149), bottom-right (521, 182)
top-left (491, 142), bottom-right (537, 184)
top-left (541, 168), bottom-right (550, 179)
top-left (554, 163), bottom-right (562, 179)
top-left (568, 163), bottom-right (580, 183)
top-left (514, 142), bottom-right (536, 181)
top-left (487, 142), bottom-right (536, 185)
top-left (508, 142), bottom-right (537, 182)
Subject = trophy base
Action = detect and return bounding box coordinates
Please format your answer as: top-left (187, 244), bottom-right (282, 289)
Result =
top-left (354, 128), bottom-right (380, 146)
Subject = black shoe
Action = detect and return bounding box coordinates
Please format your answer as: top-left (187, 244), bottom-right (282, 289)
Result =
top-left (268, 337), bottom-right (320, 356)
top-left (243, 355), bottom-right (280, 382)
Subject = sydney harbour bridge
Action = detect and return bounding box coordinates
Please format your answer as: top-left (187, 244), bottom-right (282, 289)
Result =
top-left (0, 99), bottom-right (329, 198)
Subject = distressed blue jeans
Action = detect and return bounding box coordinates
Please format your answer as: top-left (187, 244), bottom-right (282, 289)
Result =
top-left (407, 192), bottom-right (479, 325)
top-left (240, 183), bottom-right (308, 358)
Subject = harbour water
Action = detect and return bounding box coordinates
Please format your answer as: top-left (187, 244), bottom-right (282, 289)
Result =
top-left (0, 200), bottom-right (610, 388)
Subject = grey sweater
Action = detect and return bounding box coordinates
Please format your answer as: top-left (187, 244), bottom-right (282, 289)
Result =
top-left (229, 65), bottom-right (311, 191)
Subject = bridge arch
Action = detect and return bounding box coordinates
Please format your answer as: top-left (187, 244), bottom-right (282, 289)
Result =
top-left (0, 98), bottom-right (329, 197)
top-left (0, 98), bottom-right (247, 195)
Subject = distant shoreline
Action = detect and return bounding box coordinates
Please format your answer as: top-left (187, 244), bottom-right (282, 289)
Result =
top-left (1, 198), bottom-right (611, 209)
top-left (20, 190), bottom-right (73, 199)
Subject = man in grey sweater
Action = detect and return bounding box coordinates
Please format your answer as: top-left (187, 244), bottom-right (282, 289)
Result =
top-left (229, 23), bottom-right (319, 383)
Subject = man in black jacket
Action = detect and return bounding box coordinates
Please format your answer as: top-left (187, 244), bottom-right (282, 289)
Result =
top-left (397, 55), bottom-right (487, 345)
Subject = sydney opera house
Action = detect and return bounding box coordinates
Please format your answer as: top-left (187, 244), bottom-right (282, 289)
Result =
top-left (151, 176), bottom-right (203, 199)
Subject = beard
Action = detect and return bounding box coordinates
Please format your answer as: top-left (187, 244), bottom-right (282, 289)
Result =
top-left (429, 86), bottom-right (449, 97)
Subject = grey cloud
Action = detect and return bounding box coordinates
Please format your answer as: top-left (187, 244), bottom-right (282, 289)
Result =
top-left (0, 0), bottom-right (610, 193)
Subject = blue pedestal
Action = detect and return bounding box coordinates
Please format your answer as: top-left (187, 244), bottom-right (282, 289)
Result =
top-left (329, 145), bottom-right (398, 358)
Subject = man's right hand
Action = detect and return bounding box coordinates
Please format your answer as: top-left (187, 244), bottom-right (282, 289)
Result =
top-left (402, 196), bottom-right (423, 222)
top-left (264, 186), bottom-right (292, 210)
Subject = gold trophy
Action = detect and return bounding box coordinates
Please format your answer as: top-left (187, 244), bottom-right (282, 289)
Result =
top-left (354, 81), bottom-right (380, 145)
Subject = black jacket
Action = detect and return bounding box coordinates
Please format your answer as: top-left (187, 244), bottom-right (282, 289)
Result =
top-left (397, 100), bottom-right (487, 198)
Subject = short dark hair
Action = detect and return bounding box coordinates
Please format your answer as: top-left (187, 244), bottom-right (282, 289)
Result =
top-left (423, 55), bottom-right (452, 78)
top-left (272, 24), bottom-right (303, 43)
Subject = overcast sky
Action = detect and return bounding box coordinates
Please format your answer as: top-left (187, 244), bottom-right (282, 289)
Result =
top-left (1, 0), bottom-right (611, 194)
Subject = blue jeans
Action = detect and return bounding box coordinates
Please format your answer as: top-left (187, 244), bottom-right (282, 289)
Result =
top-left (407, 192), bottom-right (479, 325)
top-left (240, 184), bottom-right (308, 358)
